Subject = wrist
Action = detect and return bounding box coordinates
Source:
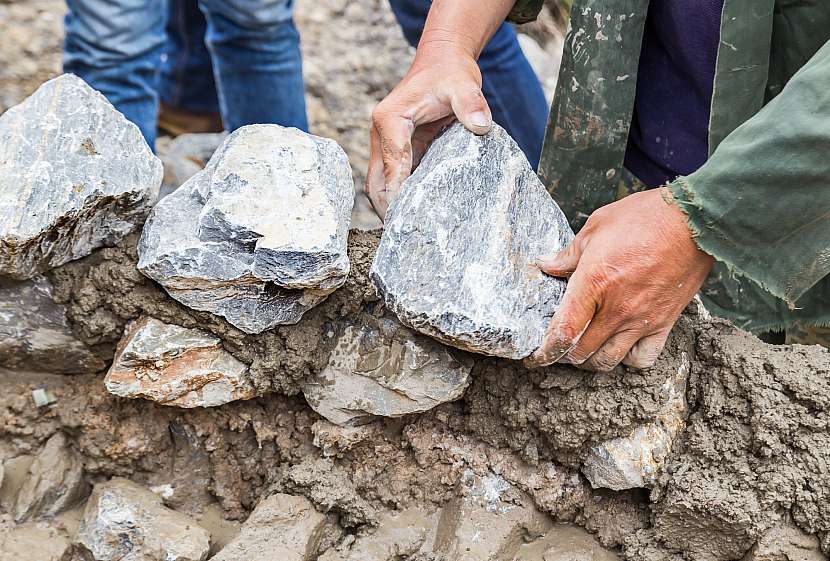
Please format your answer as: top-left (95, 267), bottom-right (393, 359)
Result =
top-left (657, 187), bottom-right (715, 267)
top-left (415, 30), bottom-right (479, 66)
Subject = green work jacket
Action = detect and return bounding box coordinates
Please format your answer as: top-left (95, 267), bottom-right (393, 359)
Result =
top-left (509, 0), bottom-right (830, 333)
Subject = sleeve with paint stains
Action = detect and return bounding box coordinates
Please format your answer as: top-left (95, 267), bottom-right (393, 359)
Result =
top-left (669, 39), bottom-right (830, 310)
top-left (507, 0), bottom-right (544, 24)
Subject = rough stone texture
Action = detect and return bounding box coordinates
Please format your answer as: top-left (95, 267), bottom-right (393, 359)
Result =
top-left (0, 74), bottom-right (162, 279)
top-left (0, 523), bottom-right (74, 561)
top-left (212, 493), bottom-right (340, 561)
top-left (13, 432), bottom-right (87, 522)
top-left (105, 316), bottom-right (257, 408)
top-left (582, 352), bottom-right (690, 490)
top-left (75, 478), bottom-right (210, 561)
top-left (138, 124), bottom-right (354, 334)
top-left (302, 313), bottom-right (473, 426)
top-left (371, 123), bottom-right (574, 359)
top-left (156, 132), bottom-right (227, 199)
top-left (432, 473), bottom-right (554, 560)
top-left (0, 276), bottom-right (104, 374)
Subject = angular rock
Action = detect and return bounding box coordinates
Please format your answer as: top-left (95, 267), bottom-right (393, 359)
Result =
top-left (302, 314), bottom-right (473, 426)
top-left (13, 432), bottom-right (88, 522)
top-left (0, 523), bottom-right (74, 561)
top-left (582, 352), bottom-right (690, 490)
top-left (212, 493), bottom-right (340, 561)
top-left (0, 74), bottom-right (162, 279)
top-left (371, 123), bottom-right (574, 359)
top-left (0, 276), bottom-right (105, 374)
top-left (138, 124), bottom-right (354, 334)
top-left (105, 316), bottom-right (257, 408)
top-left (319, 508), bottom-right (438, 561)
top-left (433, 471), bottom-right (554, 561)
top-left (75, 478), bottom-right (210, 561)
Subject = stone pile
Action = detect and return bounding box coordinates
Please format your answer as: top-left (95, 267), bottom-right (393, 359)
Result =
top-left (0, 74), bottom-right (162, 279)
top-left (371, 123), bottom-right (574, 359)
top-left (138, 124), bottom-right (354, 334)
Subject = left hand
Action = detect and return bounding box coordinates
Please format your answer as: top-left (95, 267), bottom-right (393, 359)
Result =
top-left (525, 187), bottom-right (714, 372)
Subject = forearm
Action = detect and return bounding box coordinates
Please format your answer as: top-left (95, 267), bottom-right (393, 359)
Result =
top-left (417, 0), bottom-right (515, 60)
top-left (670, 40), bottom-right (830, 307)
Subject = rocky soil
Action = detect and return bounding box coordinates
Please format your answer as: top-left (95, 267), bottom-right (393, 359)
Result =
top-left (1, 1), bottom-right (829, 561)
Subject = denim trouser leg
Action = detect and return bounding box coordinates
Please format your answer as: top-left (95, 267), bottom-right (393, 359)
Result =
top-left (160, 0), bottom-right (220, 113)
top-left (387, 0), bottom-right (548, 169)
top-left (198, 0), bottom-right (308, 132)
top-left (63, 0), bottom-right (168, 147)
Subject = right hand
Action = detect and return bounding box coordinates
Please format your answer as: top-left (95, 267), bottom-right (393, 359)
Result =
top-left (367, 44), bottom-right (493, 219)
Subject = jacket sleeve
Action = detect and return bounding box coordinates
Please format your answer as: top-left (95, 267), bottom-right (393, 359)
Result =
top-left (507, 0), bottom-right (544, 24)
top-left (669, 39), bottom-right (830, 308)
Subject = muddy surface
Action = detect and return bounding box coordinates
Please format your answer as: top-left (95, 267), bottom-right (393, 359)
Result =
top-left (1, 231), bottom-right (829, 559)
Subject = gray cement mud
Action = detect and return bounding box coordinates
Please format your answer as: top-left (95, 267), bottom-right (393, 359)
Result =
top-left (1, 232), bottom-right (828, 560)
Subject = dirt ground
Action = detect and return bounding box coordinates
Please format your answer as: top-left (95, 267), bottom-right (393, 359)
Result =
top-left (1, 1), bottom-right (829, 561)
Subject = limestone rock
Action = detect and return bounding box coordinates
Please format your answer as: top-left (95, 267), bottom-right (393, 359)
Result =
top-left (319, 508), bottom-right (438, 561)
top-left (75, 478), bottom-right (210, 561)
top-left (0, 74), bottom-right (162, 279)
top-left (105, 316), bottom-right (257, 408)
top-left (302, 314), bottom-right (473, 426)
top-left (0, 523), bottom-right (73, 561)
top-left (434, 471), bottom-right (554, 561)
top-left (138, 124), bottom-right (354, 334)
top-left (582, 352), bottom-right (690, 490)
top-left (371, 123), bottom-right (574, 359)
top-left (0, 277), bottom-right (105, 374)
top-left (13, 432), bottom-right (87, 522)
top-left (212, 493), bottom-right (340, 561)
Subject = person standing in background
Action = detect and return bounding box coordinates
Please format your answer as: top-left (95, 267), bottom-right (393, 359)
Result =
top-left (63, 0), bottom-right (308, 148)
top-left (154, 0), bottom-right (550, 168)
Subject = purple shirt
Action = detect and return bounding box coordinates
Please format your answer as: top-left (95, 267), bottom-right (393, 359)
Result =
top-left (623, 0), bottom-right (725, 187)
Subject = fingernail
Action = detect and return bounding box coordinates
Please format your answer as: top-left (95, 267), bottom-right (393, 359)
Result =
top-left (469, 111), bottom-right (491, 129)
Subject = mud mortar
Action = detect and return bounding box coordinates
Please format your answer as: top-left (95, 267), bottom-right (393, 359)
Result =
top-left (1, 232), bottom-right (828, 560)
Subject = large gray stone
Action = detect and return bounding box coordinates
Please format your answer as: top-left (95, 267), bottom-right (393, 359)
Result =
top-left (0, 276), bottom-right (105, 374)
top-left (582, 352), bottom-right (690, 491)
top-left (138, 125), bottom-right (354, 334)
top-left (302, 314), bottom-right (473, 426)
top-left (371, 123), bottom-right (574, 359)
top-left (13, 432), bottom-right (87, 522)
top-left (105, 316), bottom-right (257, 408)
top-left (0, 74), bottom-right (162, 279)
top-left (75, 478), bottom-right (210, 561)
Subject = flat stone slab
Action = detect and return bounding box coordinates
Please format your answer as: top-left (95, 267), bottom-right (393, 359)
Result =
top-left (0, 276), bottom-right (105, 374)
top-left (105, 316), bottom-right (257, 408)
top-left (138, 124), bottom-right (354, 334)
top-left (371, 123), bottom-right (574, 359)
top-left (302, 314), bottom-right (473, 426)
top-left (0, 74), bottom-right (162, 279)
top-left (76, 478), bottom-right (210, 561)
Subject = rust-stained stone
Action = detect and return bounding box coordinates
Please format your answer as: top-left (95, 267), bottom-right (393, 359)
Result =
top-left (105, 316), bottom-right (257, 408)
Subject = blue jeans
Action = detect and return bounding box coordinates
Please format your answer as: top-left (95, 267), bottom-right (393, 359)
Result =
top-left (158, 0), bottom-right (548, 168)
top-left (63, 0), bottom-right (308, 148)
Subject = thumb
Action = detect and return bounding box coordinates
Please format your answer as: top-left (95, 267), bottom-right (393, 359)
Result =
top-left (450, 87), bottom-right (492, 136)
top-left (536, 241), bottom-right (583, 278)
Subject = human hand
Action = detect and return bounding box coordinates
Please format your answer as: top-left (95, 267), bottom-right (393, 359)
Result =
top-left (525, 188), bottom-right (714, 371)
top-left (366, 43), bottom-right (492, 219)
